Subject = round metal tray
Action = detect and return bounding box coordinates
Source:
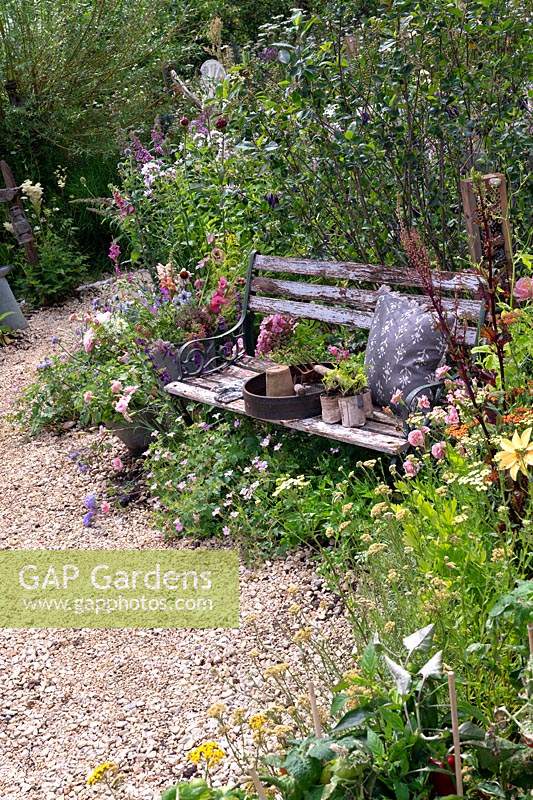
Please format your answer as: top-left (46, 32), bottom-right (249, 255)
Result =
top-left (243, 366), bottom-right (323, 421)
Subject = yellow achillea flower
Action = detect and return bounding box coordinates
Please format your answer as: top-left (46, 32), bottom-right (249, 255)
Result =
top-left (248, 712), bottom-right (269, 732)
top-left (494, 427), bottom-right (533, 481)
top-left (188, 741), bottom-right (226, 769)
top-left (87, 761), bottom-right (117, 786)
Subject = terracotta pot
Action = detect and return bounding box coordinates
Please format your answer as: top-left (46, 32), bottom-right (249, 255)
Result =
top-left (265, 365), bottom-right (294, 397)
top-left (320, 394), bottom-right (341, 424)
top-left (338, 394), bottom-right (366, 428)
top-left (362, 388), bottom-right (373, 417)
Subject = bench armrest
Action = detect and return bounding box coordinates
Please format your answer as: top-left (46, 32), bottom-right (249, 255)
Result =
top-left (405, 381), bottom-right (445, 413)
top-left (175, 315), bottom-right (246, 379)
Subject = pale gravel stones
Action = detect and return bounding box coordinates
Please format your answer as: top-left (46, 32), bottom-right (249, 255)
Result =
top-left (0, 295), bottom-right (353, 799)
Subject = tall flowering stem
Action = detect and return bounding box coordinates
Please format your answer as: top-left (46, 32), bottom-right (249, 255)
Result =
top-left (399, 224), bottom-right (492, 442)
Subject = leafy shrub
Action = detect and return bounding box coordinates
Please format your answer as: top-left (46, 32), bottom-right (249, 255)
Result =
top-left (10, 226), bottom-right (89, 306)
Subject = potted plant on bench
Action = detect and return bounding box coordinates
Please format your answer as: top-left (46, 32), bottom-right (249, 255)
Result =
top-left (321, 357), bottom-right (369, 428)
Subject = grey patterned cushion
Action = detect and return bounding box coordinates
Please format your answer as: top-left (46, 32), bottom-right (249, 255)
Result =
top-left (364, 286), bottom-right (446, 410)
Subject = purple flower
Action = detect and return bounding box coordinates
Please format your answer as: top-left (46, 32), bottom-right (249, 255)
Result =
top-left (151, 127), bottom-right (165, 155)
top-left (82, 510), bottom-right (95, 527)
top-left (68, 450), bottom-right (80, 461)
top-left (130, 134), bottom-right (152, 164)
top-left (77, 462), bottom-right (89, 474)
top-left (51, 335), bottom-right (59, 345)
top-left (108, 242), bottom-right (121, 264)
top-left (84, 494), bottom-right (97, 511)
top-left (259, 47), bottom-right (278, 62)
top-left (265, 192), bottom-right (280, 208)
top-left (37, 358), bottom-right (53, 370)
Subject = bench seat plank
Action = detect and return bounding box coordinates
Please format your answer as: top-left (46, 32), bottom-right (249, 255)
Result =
top-left (165, 376), bottom-right (407, 455)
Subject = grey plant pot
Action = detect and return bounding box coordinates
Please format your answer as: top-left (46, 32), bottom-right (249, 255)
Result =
top-left (0, 266), bottom-right (28, 330)
top-left (106, 416), bottom-right (154, 455)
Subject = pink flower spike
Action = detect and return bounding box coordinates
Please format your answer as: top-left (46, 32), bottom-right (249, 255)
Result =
top-left (123, 385), bottom-right (138, 396)
top-left (174, 518), bottom-right (184, 533)
top-left (110, 380), bottom-right (122, 394)
top-left (431, 441), bottom-right (446, 460)
top-left (514, 276), bottom-right (533, 302)
top-left (101, 500), bottom-right (111, 513)
top-left (407, 429), bottom-right (425, 448)
top-left (112, 457), bottom-right (124, 472)
top-left (83, 390), bottom-right (94, 403)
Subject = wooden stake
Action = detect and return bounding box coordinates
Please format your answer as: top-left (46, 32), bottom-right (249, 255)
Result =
top-left (528, 623), bottom-right (533, 658)
top-left (308, 681), bottom-right (323, 738)
top-left (447, 671), bottom-right (464, 797)
top-left (248, 767), bottom-right (268, 800)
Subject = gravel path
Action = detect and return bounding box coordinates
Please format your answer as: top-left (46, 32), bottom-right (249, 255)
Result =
top-left (0, 297), bottom-right (352, 799)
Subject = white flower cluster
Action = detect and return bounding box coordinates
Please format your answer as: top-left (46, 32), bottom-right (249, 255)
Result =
top-left (21, 179), bottom-right (43, 209)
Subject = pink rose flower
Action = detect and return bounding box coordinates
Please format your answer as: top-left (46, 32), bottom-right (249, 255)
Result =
top-left (407, 429), bottom-right (425, 448)
top-left (112, 457), bottom-right (124, 472)
top-left (101, 501), bottom-right (111, 513)
top-left (83, 390), bottom-right (94, 403)
top-left (435, 365), bottom-right (451, 380)
top-left (110, 380), bottom-right (122, 394)
top-left (417, 394), bottom-right (431, 410)
top-left (431, 441), bottom-right (446, 460)
top-left (514, 276), bottom-right (533, 302)
top-left (403, 460), bottom-right (420, 477)
top-left (114, 396), bottom-right (130, 415)
top-left (445, 406), bottom-right (459, 425)
top-left (82, 329), bottom-right (96, 353)
top-left (391, 389), bottom-right (403, 405)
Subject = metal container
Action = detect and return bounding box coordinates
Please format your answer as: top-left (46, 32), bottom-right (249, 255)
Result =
top-left (243, 367), bottom-right (323, 421)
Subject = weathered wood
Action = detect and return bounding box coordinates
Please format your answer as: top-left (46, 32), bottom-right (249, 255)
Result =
top-left (249, 295), bottom-right (374, 329)
top-left (0, 159), bottom-right (38, 264)
top-left (165, 379), bottom-right (407, 454)
top-left (249, 294), bottom-right (476, 344)
top-left (460, 173), bottom-right (513, 271)
top-left (249, 295), bottom-right (477, 344)
top-left (251, 276), bottom-right (482, 322)
top-left (254, 255), bottom-right (482, 295)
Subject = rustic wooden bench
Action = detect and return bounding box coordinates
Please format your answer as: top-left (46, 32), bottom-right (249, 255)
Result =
top-left (165, 253), bottom-right (484, 455)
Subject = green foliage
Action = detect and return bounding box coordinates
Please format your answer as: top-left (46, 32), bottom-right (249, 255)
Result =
top-left (260, 627), bottom-right (533, 799)
top-left (161, 777), bottom-right (251, 799)
top-left (145, 410), bottom-right (376, 553)
top-left (322, 355), bottom-right (366, 396)
top-left (10, 226), bottom-right (88, 306)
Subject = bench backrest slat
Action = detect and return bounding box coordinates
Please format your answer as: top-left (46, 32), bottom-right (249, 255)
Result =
top-left (253, 255), bottom-right (483, 296)
top-left (251, 276), bottom-right (482, 323)
top-left (248, 294), bottom-right (477, 345)
top-left (243, 253), bottom-right (483, 352)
